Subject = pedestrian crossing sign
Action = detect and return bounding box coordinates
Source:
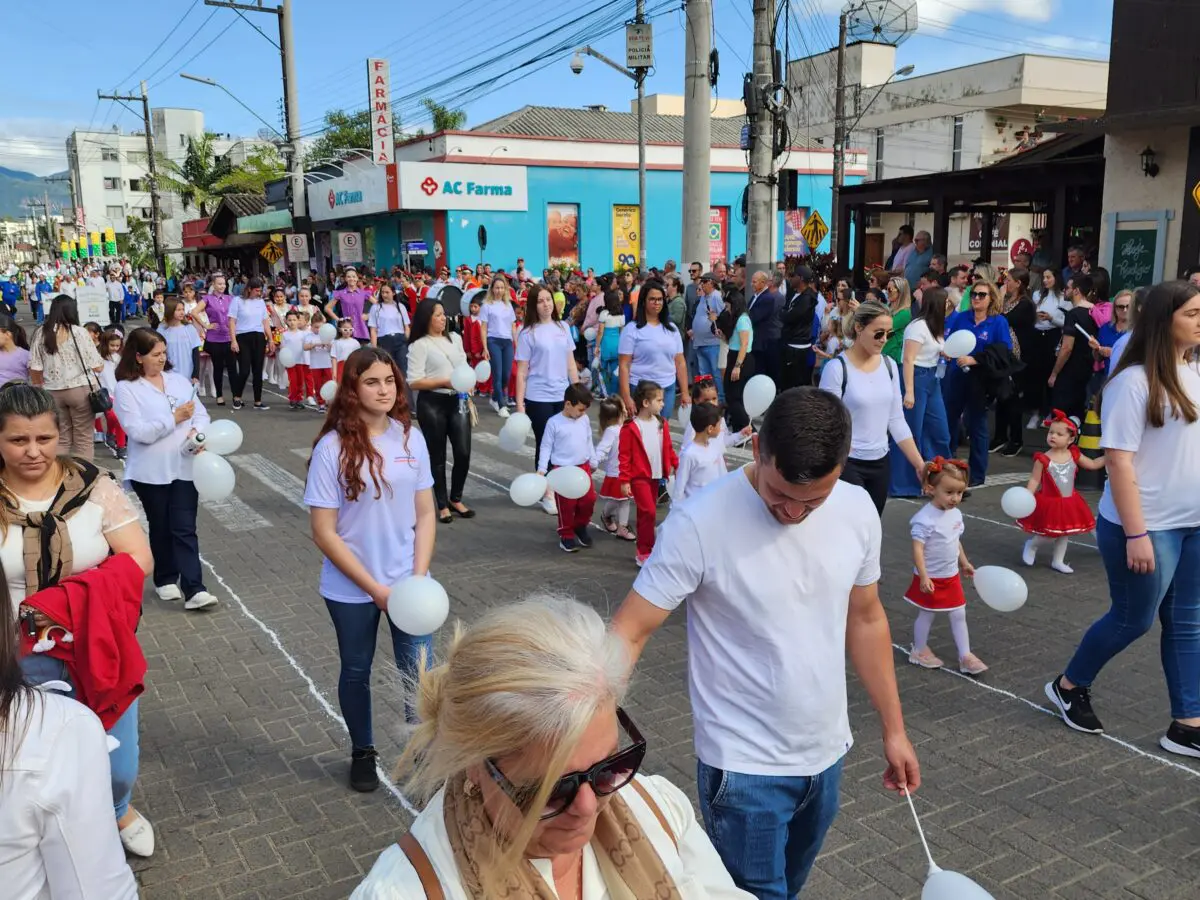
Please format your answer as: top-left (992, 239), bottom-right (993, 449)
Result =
top-left (800, 210), bottom-right (828, 250)
top-left (260, 241), bottom-right (284, 264)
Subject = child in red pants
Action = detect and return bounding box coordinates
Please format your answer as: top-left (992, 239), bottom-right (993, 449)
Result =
top-left (280, 309), bottom-right (310, 409)
top-left (461, 296), bottom-right (492, 395)
top-left (536, 383), bottom-right (597, 553)
top-left (619, 380), bottom-right (677, 566)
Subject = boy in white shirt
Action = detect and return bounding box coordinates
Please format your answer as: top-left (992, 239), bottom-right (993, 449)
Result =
top-left (674, 403), bottom-right (752, 503)
top-left (537, 383), bottom-right (597, 553)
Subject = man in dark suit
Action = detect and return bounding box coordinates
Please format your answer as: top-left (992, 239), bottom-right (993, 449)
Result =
top-left (779, 265), bottom-right (820, 389)
top-left (747, 270), bottom-right (782, 383)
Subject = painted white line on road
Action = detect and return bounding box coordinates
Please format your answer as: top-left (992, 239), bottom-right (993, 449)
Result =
top-left (890, 643), bottom-right (1200, 781)
top-left (891, 496), bottom-right (1098, 552)
top-left (196, 553), bottom-right (418, 815)
top-left (228, 453), bottom-right (308, 510)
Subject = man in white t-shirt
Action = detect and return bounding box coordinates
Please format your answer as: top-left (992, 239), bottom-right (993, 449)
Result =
top-left (613, 387), bottom-right (920, 898)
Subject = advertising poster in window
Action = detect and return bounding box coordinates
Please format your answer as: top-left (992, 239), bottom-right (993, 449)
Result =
top-left (783, 209), bottom-right (810, 256)
top-left (708, 207), bottom-right (729, 267)
top-left (547, 203), bottom-right (580, 267)
top-left (612, 204), bottom-right (640, 269)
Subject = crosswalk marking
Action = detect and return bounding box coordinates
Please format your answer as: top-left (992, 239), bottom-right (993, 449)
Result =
top-left (228, 453), bottom-right (308, 510)
top-left (124, 482), bottom-right (271, 533)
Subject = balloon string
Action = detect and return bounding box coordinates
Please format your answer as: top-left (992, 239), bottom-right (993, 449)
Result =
top-left (903, 788), bottom-right (937, 871)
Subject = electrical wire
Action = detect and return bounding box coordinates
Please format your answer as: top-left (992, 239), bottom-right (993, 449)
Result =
top-left (150, 17), bottom-right (238, 90)
top-left (233, 6), bottom-right (280, 49)
top-left (141, 8), bottom-right (221, 87)
top-left (108, 0), bottom-right (201, 92)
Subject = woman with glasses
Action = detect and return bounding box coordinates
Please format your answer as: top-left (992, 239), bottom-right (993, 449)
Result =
top-left (1096, 290), bottom-right (1135, 381)
top-left (618, 279), bottom-right (689, 418)
top-left (351, 596), bottom-right (750, 899)
top-left (944, 280), bottom-right (1013, 487)
top-left (819, 300), bottom-right (924, 514)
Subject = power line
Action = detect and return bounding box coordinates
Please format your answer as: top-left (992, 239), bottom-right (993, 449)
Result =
top-left (141, 9), bottom-right (221, 87)
top-left (150, 17), bottom-right (238, 90)
top-left (108, 0), bottom-right (201, 91)
top-left (233, 5), bottom-right (279, 49)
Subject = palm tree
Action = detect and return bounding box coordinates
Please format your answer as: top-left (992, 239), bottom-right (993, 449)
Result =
top-left (156, 133), bottom-right (232, 217)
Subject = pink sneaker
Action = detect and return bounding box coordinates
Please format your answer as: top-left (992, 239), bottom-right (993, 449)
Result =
top-left (614, 525), bottom-right (636, 542)
top-left (908, 646), bottom-right (944, 669)
top-left (959, 653), bottom-right (989, 676)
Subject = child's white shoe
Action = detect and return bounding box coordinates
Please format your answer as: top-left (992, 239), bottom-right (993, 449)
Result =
top-left (908, 646), bottom-right (943, 669)
top-left (1022, 538), bottom-right (1037, 567)
top-left (1050, 560), bottom-right (1074, 574)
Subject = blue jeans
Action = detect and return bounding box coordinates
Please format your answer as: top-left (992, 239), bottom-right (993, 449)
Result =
top-left (694, 344), bottom-right (724, 402)
top-left (1065, 517), bottom-right (1200, 719)
top-left (19, 654), bottom-right (139, 818)
top-left (943, 369), bottom-right (989, 485)
top-left (487, 337), bottom-right (514, 406)
top-left (662, 384), bottom-right (676, 416)
top-left (324, 598), bottom-right (433, 748)
top-left (890, 366), bottom-right (950, 497)
top-left (698, 757), bottom-right (843, 899)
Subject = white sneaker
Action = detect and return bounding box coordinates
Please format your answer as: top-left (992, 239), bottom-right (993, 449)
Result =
top-left (1021, 538), bottom-right (1037, 567)
top-left (119, 810), bottom-right (155, 857)
top-left (155, 583), bottom-right (183, 601)
top-left (540, 494), bottom-right (558, 515)
top-left (498, 406), bottom-right (510, 419)
top-left (1026, 414), bottom-right (1042, 430)
top-left (184, 591), bottom-right (218, 610)
top-left (304, 396), bottom-right (318, 408)
top-left (489, 399), bottom-right (500, 414)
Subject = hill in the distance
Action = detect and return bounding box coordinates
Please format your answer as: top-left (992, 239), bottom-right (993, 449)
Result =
top-left (0, 168), bottom-right (72, 220)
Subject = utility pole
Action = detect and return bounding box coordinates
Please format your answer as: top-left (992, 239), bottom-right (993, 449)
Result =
top-left (97, 81), bottom-right (166, 275)
top-left (746, 0), bottom-right (775, 268)
top-left (634, 0), bottom-right (647, 272)
top-left (829, 10), bottom-right (848, 258)
top-left (682, 0), bottom-right (713, 269)
top-left (205, 0), bottom-right (308, 280)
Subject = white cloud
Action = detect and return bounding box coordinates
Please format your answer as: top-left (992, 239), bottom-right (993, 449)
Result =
top-left (805, 0), bottom-right (1057, 28)
top-left (0, 119), bottom-right (71, 177)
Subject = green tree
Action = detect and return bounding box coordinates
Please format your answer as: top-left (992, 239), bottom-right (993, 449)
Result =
top-left (304, 108), bottom-right (402, 168)
top-left (156, 133), bottom-right (231, 216)
top-left (213, 145), bottom-right (285, 195)
top-left (115, 216), bottom-right (155, 268)
top-left (420, 98), bottom-right (467, 132)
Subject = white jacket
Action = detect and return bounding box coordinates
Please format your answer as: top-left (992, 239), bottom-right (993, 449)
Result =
top-left (351, 774), bottom-right (752, 899)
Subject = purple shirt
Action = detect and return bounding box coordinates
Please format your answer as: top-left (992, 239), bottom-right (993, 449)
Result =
top-left (201, 293), bottom-right (234, 342)
top-left (334, 289), bottom-right (371, 340)
top-left (0, 348), bottom-right (30, 386)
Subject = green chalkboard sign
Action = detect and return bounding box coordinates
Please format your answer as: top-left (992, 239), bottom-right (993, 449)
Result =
top-left (1111, 228), bottom-right (1157, 293)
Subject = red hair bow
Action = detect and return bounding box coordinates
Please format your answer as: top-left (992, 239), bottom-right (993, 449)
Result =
top-left (926, 456), bottom-right (968, 476)
top-left (1043, 409), bottom-right (1079, 434)
top-left (693, 374), bottom-right (714, 385)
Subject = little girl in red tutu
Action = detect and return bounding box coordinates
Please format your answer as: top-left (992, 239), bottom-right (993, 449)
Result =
top-left (1019, 410), bottom-right (1106, 574)
top-left (906, 457), bottom-right (988, 675)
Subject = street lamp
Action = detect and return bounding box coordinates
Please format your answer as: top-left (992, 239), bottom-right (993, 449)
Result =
top-left (179, 73), bottom-right (285, 142)
top-left (845, 64), bottom-right (915, 136)
top-left (572, 46), bottom-right (647, 271)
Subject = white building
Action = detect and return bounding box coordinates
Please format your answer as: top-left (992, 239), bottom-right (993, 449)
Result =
top-left (65, 108), bottom-right (263, 254)
top-left (788, 41), bottom-right (1108, 265)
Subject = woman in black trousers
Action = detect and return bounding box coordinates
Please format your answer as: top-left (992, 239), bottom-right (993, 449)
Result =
top-left (718, 290), bottom-right (756, 431)
top-left (227, 276), bottom-right (273, 410)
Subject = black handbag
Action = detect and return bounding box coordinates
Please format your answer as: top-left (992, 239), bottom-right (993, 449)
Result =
top-left (69, 327), bottom-right (112, 413)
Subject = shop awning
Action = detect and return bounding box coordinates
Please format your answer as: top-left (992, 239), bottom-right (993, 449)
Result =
top-left (237, 209), bottom-right (293, 233)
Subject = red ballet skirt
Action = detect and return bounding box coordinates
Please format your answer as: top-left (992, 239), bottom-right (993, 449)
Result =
top-left (903, 573), bottom-right (966, 611)
top-left (599, 476), bottom-right (626, 500)
top-left (1018, 447), bottom-right (1096, 537)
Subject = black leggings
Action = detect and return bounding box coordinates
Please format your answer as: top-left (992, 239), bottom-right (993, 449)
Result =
top-left (1027, 328), bottom-right (1060, 417)
top-left (232, 332), bottom-right (267, 403)
top-left (206, 340), bottom-right (239, 400)
top-left (840, 455), bottom-right (890, 516)
top-left (724, 352), bottom-right (757, 431)
top-left (416, 391), bottom-right (471, 510)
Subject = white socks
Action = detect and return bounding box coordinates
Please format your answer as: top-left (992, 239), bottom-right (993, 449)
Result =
top-left (1024, 536), bottom-right (1072, 573)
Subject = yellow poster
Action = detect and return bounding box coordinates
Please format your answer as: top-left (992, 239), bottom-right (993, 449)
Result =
top-left (612, 204), bottom-right (640, 270)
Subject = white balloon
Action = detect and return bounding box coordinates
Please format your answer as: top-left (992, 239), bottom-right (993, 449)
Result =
top-left (474, 359), bottom-right (492, 382)
top-left (503, 412), bottom-right (532, 439)
top-left (450, 364), bottom-right (477, 393)
top-left (943, 330), bottom-right (977, 359)
top-left (584, 327), bottom-right (597, 341)
top-left (923, 868), bottom-right (996, 900)
top-left (743, 374), bottom-right (777, 419)
top-left (318, 323), bottom-right (337, 343)
top-left (546, 465), bottom-right (591, 499)
top-left (387, 575), bottom-right (449, 636)
top-left (277, 347), bottom-right (298, 369)
top-left (192, 453), bottom-right (236, 502)
top-left (1000, 486), bottom-right (1037, 519)
top-left (497, 428), bottom-right (527, 453)
top-left (509, 472), bottom-right (548, 506)
top-left (973, 566), bottom-right (1028, 612)
top-left (320, 380), bottom-right (337, 404)
top-left (204, 419), bottom-right (243, 456)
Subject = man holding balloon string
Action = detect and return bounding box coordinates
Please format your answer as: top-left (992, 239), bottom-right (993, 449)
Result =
top-left (613, 387), bottom-right (921, 900)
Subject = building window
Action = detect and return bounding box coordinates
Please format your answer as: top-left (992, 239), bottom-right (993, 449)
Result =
top-left (103, 177), bottom-right (120, 191)
top-left (866, 212), bottom-right (882, 228)
top-left (106, 205), bottom-right (124, 220)
top-left (101, 148), bottom-right (119, 162)
top-left (130, 179), bottom-right (145, 192)
top-left (952, 115), bottom-right (964, 171)
top-left (179, 134), bottom-right (187, 148)
top-left (127, 151), bottom-right (147, 165)
top-left (138, 207), bottom-right (152, 219)
top-left (874, 129), bottom-right (885, 181)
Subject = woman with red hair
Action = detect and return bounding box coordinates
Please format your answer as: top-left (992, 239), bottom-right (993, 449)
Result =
top-left (304, 346), bottom-right (437, 793)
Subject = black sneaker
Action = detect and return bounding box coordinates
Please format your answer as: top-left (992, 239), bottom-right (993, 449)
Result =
top-left (988, 438), bottom-right (1007, 454)
top-left (559, 537), bottom-right (579, 553)
top-left (350, 747), bottom-right (380, 792)
top-left (1001, 442), bottom-right (1024, 457)
top-left (232, 398), bottom-right (244, 410)
top-left (1045, 677), bottom-right (1104, 734)
top-left (253, 403), bottom-right (270, 411)
top-left (1160, 721), bottom-right (1200, 758)
top-left (574, 527), bottom-right (593, 548)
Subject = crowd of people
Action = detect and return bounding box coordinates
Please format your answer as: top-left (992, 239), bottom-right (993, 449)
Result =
top-left (3, 240), bottom-right (1200, 900)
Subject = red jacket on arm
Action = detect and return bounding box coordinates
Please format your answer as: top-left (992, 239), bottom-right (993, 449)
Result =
top-left (618, 417), bottom-right (678, 484)
top-left (20, 553), bottom-right (147, 730)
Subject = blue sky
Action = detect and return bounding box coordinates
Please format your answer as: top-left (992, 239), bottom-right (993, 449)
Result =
top-left (1, 0), bottom-right (1112, 177)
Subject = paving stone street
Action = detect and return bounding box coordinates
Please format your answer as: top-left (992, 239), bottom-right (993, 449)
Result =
top-left (102, 385), bottom-right (1200, 900)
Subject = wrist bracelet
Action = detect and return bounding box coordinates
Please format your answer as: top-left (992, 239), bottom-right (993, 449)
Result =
top-left (1125, 532), bottom-right (1148, 541)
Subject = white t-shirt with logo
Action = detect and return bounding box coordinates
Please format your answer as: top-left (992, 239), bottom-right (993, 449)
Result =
top-left (633, 471), bottom-right (881, 776)
top-left (1098, 363), bottom-right (1200, 530)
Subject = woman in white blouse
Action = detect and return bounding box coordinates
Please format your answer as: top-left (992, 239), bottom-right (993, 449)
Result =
top-left (406, 299), bottom-right (474, 524)
top-left (113, 328), bottom-right (218, 612)
top-left (1029, 267), bottom-right (1071, 423)
top-left (227, 276), bottom-right (274, 410)
top-left (0, 576), bottom-right (138, 899)
top-left (892, 287), bottom-right (952, 498)
top-left (351, 596), bottom-right (752, 900)
top-left (819, 300), bottom-right (925, 514)
top-left (479, 275), bottom-right (518, 418)
top-left (28, 296), bottom-right (105, 461)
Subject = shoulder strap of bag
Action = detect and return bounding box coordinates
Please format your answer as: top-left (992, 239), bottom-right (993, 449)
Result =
top-left (630, 779), bottom-right (677, 849)
top-left (67, 326), bottom-right (100, 392)
top-left (397, 833), bottom-right (445, 900)
top-left (836, 355), bottom-right (847, 398)
top-left (837, 355), bottom-right (893, 400)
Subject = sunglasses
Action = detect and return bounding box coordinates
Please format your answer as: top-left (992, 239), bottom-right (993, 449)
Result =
top-left (484, 708), bottom-right (646, 820)
top-left (971, 291), bottom-right (990, 299)
top-left (1115, 304), bottom-right (1130, 310)
top-left (872, 329), bottom-right (896, 341)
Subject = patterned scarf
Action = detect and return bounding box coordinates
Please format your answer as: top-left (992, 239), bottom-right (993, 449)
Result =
top-left (442, 773), bottom-right (681, 900)
top-left (7, 460), bottom-right (103, 592)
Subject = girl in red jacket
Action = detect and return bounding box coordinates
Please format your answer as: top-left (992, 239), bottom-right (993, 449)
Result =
top-left (619, 379), bottom-right (678, 566)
